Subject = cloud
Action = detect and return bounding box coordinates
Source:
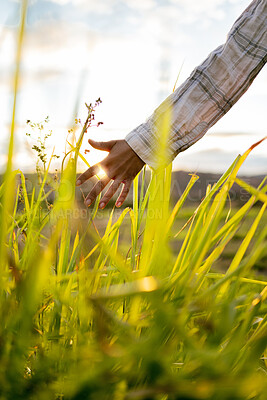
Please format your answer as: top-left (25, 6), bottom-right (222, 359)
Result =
top-left (173, 147), bottom-right (267, 175)
top-left (48, 0), bottom-right (117, 14)
top-left (24, 19), bottom-right (96, 51)
top-left (48, 0), bottom-right (226, 21)
top-left (0, 0), bottom-right (231, 94)
top-left (0, 20), bottom-right (98, 90)
top-left (169, 0), bottom-right (226, 22)
top-left (123, 0), bottom-right (157, 11)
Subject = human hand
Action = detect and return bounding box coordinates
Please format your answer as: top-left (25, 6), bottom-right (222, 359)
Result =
top-left (76, 139), bottom-right (145, 208)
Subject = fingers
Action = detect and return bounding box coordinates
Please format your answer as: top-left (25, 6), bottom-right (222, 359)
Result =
top-left (116, 180), bottom-right (132, 207)
top-left (83, 178), bottom-right (132, 208)
top-left (76, 139), bottom-right (116, 186)
top-left (76, 164), bottom-right (99, 186)
top-left (89, 139), bottom-right (116, 152)
top-left (84, 176), bottom-right (110, 207)
top-left (98, 179), bottom-right (122, 209)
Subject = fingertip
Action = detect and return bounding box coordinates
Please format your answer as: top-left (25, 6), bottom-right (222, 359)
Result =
top-left (76, 179), bottom-right (81, 186)
top-left (89, 138), bottom-right (101, 150)
top-left (116, 202), bottom-right (122, 208)
top-left (85, 199), bottom-right (92, 207)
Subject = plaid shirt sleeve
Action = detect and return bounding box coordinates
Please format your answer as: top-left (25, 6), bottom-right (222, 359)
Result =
top-left (125, 0), bottom-right (267, 169)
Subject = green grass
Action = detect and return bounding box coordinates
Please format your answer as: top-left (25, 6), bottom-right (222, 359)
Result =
top-left (0, 2), bottom-right (266, 399)
top-left (1, 147), bottom-right (267, 400)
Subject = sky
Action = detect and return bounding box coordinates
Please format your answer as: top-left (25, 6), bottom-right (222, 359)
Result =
top-left (0, 0), bottom-right (266, 175)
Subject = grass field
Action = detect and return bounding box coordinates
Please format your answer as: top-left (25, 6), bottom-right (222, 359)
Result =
top-left (0, 1), bottom-right (266, 399)
top-left (90, 204), bottom-right (267, 275)
top-left (1, 148), bottom-right (266, 399)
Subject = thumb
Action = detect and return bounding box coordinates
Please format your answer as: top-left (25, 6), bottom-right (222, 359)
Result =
top-left (88, 139), bottom-right (116, 152)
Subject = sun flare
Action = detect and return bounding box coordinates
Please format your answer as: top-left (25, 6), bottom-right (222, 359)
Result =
top-left (97, 167), bottom-right (107, 178)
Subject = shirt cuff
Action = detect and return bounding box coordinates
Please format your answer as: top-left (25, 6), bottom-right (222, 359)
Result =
top-left (125, 120), bottom-right (157, 169)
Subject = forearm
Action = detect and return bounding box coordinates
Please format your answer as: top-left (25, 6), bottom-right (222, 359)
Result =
top-left (125, 0), bottom-right (267, 169)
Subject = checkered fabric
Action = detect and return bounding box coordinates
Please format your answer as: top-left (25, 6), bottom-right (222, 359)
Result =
top-left (125, 0), bottom-right (267, 169)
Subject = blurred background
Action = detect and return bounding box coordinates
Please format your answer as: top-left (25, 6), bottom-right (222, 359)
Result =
top-left (0, 0), bottom-right (266, 175)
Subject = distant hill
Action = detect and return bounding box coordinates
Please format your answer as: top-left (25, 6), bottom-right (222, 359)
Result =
top-left (170, 171), bottom-right (266, 205)
top-left (3, 171), bottom-right (266, 209)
